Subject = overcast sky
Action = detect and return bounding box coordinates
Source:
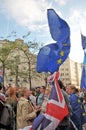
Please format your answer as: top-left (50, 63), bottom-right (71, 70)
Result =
top-left (0, 0), bottom-right (86, 63)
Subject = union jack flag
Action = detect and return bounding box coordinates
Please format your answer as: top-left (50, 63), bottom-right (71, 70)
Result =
top-left (23, 71), bottom-right (68, 130)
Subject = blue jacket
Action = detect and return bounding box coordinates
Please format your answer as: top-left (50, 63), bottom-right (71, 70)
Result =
top-left (70, 93), bottom-right (86, 130)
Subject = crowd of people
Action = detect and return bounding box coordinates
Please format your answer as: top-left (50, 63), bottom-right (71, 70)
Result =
top-left (0, 81), bottom-right (86, 130)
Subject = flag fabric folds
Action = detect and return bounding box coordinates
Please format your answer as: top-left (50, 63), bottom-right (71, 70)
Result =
top-left (81, 34), bottom-right (86, 50)
top-left (47, 9), bottom-right (70, 43)
top-left (26, 71), bottom-right (68, 130)
top-left (80, 51), bottom-right (86, 89)
top-left (36, 9), bottom-right (70, 73)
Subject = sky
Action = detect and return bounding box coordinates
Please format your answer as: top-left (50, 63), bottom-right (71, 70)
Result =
top-left (0, 0), bottom-right (86, 63)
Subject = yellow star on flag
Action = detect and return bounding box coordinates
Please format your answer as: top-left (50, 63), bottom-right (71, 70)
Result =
top-left (57, 59), bottom-right (62, 64)
top-left (63, 43), bottom-right (67, 46)
top-left (60, 51), bottom-right (64, 56)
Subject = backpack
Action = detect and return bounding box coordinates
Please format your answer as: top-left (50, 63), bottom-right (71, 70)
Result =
top-left (0, 100), bottom-right (13, 126)
top-left (0, 100), bottom-right (4, 116)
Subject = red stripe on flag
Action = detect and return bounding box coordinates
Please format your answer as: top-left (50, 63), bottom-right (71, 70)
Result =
top-left (46, 102), bottom-right (68, 120)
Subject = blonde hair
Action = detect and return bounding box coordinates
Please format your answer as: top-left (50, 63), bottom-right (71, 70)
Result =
top-left (18, 87), bottom-right (28, 98)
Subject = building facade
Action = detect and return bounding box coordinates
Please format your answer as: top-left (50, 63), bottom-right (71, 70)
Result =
top-left (59, 57), bottom-right (82, 88)
top-left (0, 39), bottom-right (46, 88)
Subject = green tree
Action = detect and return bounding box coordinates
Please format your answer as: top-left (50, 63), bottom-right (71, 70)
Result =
top-left (0, 38), bottom-right (45, 89)
top-left (0, 40), bottom-right (14, 88)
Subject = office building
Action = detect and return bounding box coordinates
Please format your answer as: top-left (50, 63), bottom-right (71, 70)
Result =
top-left (59, 57), bottom-right (82, 88)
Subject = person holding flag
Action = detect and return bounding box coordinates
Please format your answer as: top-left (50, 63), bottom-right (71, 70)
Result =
top-left (55, 80), bottom-right (71, 130)
top-left (35, 8), bottom-right (70, 130)
top-left (23, 8), bottom-right (71, 130)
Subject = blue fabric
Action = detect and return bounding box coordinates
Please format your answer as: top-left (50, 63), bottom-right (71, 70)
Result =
top-left (0, 76), bottom-right (3, 82)
top-left (36, 9), bottom-right (70, 73)
top-left (80, 51), bottom-right (86, 89)
top-left (32, 114), bottom-right (45, 130)
top-left (48, 9), bottom-right (70, 43)
top-left (83, 51), bottom-right (86, 64)
top-left (81, 34), bottom-right (86, 50)
top-left (70, 93), bottom-right (86, 130)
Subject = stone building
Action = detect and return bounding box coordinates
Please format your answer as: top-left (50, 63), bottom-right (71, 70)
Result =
top-left (59, 57), bottom-right (82, 88)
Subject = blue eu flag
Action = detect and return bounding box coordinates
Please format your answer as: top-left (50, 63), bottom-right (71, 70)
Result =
top-left (81, 34), bottom-right (86, 50)
top-left (80, 51), bottom-right (86, 89)
top-left (48, 9), bottom-right (70, 43)
top-left (36, 9), bottom-right (70, 73)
